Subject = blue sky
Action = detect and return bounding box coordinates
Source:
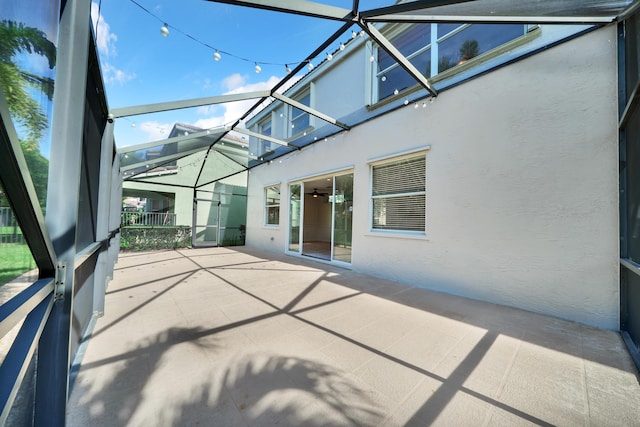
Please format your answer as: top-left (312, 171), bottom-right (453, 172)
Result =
top-left (91, 0), bottom-right (393, 149)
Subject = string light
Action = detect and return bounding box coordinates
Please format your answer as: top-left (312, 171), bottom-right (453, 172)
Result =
top-left (327, 52), bottom-right (333, 61)
top-left (381, 75), bottom-right (386, 82)
top-left (393, 89), bottom-right (399, 95)
top-left (404, 99), bottom-right (409, 105)
top-left (340, 43), bottom-right (345, 51)
top-left (160, 23), bottom-right (169, 37)
top-left (370, 55), bottom-right (375, 62)
top-left (352, 31), bottom-right (357, 39)
top-left (307, 61), bottom-right (314, 71)
top-left (285, 64), bottom-right (291, 74)
top-left (213, 50), bottom-right (221, 61)
top-left (255, 63), bottom-right (262, 73)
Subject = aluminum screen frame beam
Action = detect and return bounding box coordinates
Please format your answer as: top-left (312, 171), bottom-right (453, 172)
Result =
top-left (117, 126), bottom-right (228, 154)
top-left (271, 93), bottom-right (351, 130)
top-left (110, 90), bottom-right (270, 118)
top-left (206, 0), bottom-right (353, 21)
top-left (233, 127), bottom-right (290, 147)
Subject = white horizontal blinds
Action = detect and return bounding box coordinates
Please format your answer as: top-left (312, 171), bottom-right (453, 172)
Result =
top-left (372, 155), bottom-right (426, 231)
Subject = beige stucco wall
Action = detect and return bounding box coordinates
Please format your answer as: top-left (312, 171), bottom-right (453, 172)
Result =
top-left (246, 26), bottom-right (619, 329)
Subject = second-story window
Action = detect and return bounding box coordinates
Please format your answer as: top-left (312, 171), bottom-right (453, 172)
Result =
top-left (375, 23), bottom-right (528, 102)
top-left (290, 91), bottom-right (310, 137)
top-left (256, 118), bottom-right (272, 157)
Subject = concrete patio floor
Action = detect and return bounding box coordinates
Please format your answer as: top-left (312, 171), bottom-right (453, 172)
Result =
top-left (67, 247), bottom-right (640, 426)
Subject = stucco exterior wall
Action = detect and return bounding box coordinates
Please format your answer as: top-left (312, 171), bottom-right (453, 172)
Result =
top-left (245, 26), bottom-right (619, 329)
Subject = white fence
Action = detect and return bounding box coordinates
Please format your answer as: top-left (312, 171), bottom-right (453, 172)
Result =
top-left (0, 206), bottom-right (25, 244)
top-left (121, 210), bottom-right (177, 226)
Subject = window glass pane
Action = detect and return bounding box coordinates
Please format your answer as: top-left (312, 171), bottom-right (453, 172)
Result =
top-left (289, 184), bottom-right (301, 252)
top-left (291, 92), bottom-right (310, 134)
top-left (437, 23), bottom-right (462, 39)
top-left (437, 24), bottom-right (525, 73)
top-left (265, 185), bottom-right (280, 225)
top-left (0, 6), bottom-right (60, 212)
top-left (0, 183), bottom-right (38, 288)
top-left (378, 66), bottom-right (415, 101)
top-left (333, 174), bottom-right (353, 263)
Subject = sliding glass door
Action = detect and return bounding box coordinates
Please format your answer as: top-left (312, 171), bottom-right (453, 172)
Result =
top-left (287, 171), bottom-right (353, 264)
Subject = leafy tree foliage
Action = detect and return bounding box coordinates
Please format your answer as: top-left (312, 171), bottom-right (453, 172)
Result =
top-left (0, 20), bottom-right (56, 209)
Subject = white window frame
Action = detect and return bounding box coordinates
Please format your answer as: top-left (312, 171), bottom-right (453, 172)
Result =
top-left (264, 184), bottom-right (281, 226)
top-left (369, 150), bottom-right (427, 236)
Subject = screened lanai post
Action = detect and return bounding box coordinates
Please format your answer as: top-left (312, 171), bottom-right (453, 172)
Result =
top-left (92, 120), bottom-right (115, 316)
top-left (34, 0), bottom-right (92, 424)
top-left (361, 20), bottom-right (438, 98)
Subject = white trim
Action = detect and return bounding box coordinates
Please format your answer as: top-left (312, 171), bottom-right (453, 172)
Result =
top-left (287, 165), bottom-right (355, 185)
top-left (368, 145), bottom-right (430, 165)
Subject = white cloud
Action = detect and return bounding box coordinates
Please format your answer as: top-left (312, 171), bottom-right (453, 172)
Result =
top-left (102, 63), bottom-right (136, 84)
top-left (91, 2), bottom-right (136, 86)
top-left (91, 2), bottom-right (117, 58)
top-left (138, 121), bottom-right (172, 141)
top-left (221, 73), bottom-right (247, 92)
top-left (137, 74), bottom-right (302, 142)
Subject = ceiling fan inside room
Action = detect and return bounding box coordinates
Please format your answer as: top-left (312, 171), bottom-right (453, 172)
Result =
top-left (305, 188), bottom-right (329, 198)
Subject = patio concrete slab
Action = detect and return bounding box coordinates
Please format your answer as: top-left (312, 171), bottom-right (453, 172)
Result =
top-left (67, 247), bottom-right (640, 426)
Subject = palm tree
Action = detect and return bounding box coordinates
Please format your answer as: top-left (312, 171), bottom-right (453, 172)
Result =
top-left (459, 39), bottom-right (479, 63)
top-left (0, 20), bottom-right (56, 209)
top-left (0, 20), bottom-right (56, 142)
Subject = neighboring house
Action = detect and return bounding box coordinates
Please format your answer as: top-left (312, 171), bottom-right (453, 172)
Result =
top-left (122, 123), bottom-right (249, 246)
top-left (245, 22), bottom-right (620, 330)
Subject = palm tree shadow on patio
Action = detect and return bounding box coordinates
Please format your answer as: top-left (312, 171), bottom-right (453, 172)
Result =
top-left (69, 326), bottom-right (217, 426)
top-left (165, 352), bottom-right (383, 426)
top-left (70, 328), bottom-right (383, 426)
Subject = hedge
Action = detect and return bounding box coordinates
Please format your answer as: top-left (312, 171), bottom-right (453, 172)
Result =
top-left (120, 226), bottom-right (191, 251)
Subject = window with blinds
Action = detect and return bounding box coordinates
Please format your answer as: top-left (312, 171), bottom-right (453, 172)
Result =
top-left (371, 154), bottom-right (426, 232)
top-left (265, 185), bottom-right (280, 225)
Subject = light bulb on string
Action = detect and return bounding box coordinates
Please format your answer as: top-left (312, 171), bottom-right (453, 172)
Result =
top-left (351, 31), bottom-right (357, 39)
top-left (422, 102), bottom-right (427, 108)
top-left (285, 64), bottom-right (291, 74)
top-left (360, 30), bottom-right (365, 37)
top-left (327, 52), bottom-right (333, 61)
top-left (381, 75), bottom-right (387, 82)
top-left (340, 43), bottom-right (345, 51)
top-left (131, 122), bottom-right (136, 128)
top-left (370, 55), bottom-right (375, 62)
top-left (430, 97), bottom-right (435, 104)
top-left (414, 103), bottom-right (419, 109)
top-left (160, 23), bottom-right (169, 37)
top-left (307, 61), bottom-right (314, 71)
top-left (393, 89), bottom-right (399, 95)
top-left (255, 63), bottom-right (262, 73)
top-left (404, 99), bottom-right (409, 105)
top-left (213, 50), bottom-right (221, 61)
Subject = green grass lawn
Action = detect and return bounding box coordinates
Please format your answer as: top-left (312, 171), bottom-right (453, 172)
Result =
top-left (0, 243), bottom-right (36, 285)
